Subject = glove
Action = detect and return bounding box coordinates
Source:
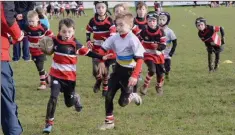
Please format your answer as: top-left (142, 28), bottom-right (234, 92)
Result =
top-left (86, 41), bottom-right (93, 49)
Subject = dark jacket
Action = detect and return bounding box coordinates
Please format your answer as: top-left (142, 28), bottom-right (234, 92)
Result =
top-left (14, 1), bottom-right (35, 20)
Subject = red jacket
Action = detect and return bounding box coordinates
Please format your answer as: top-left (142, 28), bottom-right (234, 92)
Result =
top-left (1, 2), bottom-right (22, 61)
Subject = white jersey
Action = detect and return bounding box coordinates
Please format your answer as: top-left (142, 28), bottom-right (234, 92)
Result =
top-left (54, 2), bottom-right (60, 9)
top-left (61, 3), bottom-right (65, 9)
top-left (163, 26), bottom-right (177, 59)
top-left (102, 31), bottom-right (145, 68)
top-left (70, 2), bottom-right (77, 9)
top-left (50, 2), bottom-right (55, 7)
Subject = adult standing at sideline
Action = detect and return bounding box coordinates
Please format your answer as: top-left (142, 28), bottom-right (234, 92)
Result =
top-left (12, 1), bottom-right (35, 62)
top-left (1, 1), bottom-right (25, 135)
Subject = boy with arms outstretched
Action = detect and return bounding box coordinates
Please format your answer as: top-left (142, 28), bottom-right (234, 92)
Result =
top-left (42, 18), bottom-right (111, 133)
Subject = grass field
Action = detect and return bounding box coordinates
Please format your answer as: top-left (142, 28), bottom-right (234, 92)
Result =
top-left (4, 6), bottom-right (235, 135)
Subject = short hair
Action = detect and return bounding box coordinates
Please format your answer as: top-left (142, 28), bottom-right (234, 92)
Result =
top-left (113, 3), bottom-right (129, 13)
top-left (59, 18), bottom-right (75, 31)
top-left (35, 7), bottom-right (45, 19)
top-left (136, 1), bottom-right (148, 11)
top-left (115, 12), bottom-right (134, 28)
top-left (27, 10), bottom-right (38, 19)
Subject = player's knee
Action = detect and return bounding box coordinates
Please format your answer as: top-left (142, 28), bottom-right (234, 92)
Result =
top-left (148, 67), bottom-right (156, 75)
top-left (64, 96), bottom-right (75, 107)
top-left (105, 92), bottom-right (113, 102)
top-left (148, 70), bottom-right (155, 76)
top-left (65, 100), bottom-right (74, 107)
top-left (93, 70), bottom-right (98, 77)
top-left (49, 96), bottom-right (57, 104)
top-left (118, 98), bottom-right (129, 107)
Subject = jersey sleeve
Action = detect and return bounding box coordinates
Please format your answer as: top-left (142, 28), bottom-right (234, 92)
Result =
top-left (101, 35), bottom-right (115, 51)
top-left (86, 18), bottom-right (93, 41)
top-left (86, 18), bottom-right (93, 33)
top-left (108, 17), bottom-right (116, 36)
top-left (131, 35), bottom-right (145, 58)
top-left (75, 38), bottom-right (90, 55)
top-left (41, 23), bottom-right (54, 37)
top-left (160, 29), bottom-right (167, 45)
top-left (132, 25), bottom-right (141, 35)
top-left (169, 29), bottom-right (177, 40)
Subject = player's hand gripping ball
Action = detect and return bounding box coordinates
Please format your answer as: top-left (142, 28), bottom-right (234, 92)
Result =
top-left (39, 36), bottom-right (54, 55)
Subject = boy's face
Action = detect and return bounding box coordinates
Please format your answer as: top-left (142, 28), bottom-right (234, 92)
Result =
top-left (114, 6), bottom-right (125, 16)
top-left (196, 22), bottom-right (206, 31)
top-left (137, 6), bottom-right (147, 18)
top-left (147, 18), bottom-right (157, 29)
top-left (59, 25), bottom-right (75, 40)
top-left (28, 16), bottom-right (39, 27)
top-left (116, 18), bottom-right (131, 34)
top-left (96, 3), bottom-right (106, 16)
top-left (159, 15), bottom-right (167, 27)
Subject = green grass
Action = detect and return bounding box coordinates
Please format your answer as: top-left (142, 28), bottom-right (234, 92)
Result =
top-left (5, 6), bottom-right (235, 135)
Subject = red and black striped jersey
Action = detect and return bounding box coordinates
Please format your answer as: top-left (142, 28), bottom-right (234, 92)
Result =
top-left (23, 23), bottom-right (53, 56)
top-left (132, 16), bottom-right (147, 35)
top-left (198, 25), bottom-right (222, 46)
top-left (50, 35), bottom-right (89, 81)
top-left (86, 14), bottom-right (116, 60)
top-left (139, 26), bottom-right (167, 64)
top-left (86, 15), bottom-right (116, 49)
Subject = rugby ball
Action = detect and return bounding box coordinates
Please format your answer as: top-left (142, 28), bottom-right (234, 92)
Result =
top-left (39, 36), bottom-right (54, 55)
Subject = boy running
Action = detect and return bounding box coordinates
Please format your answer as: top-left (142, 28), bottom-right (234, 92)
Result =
top-left (132, 2), bottom-right (148, 35)
top-left (138, 11), bottom-right (167, 96)
top-left (86, 1), bottom-right (116, 96)
top-left (195, 17), bottom-right (225, 72)
top-left (42, 18), bottom-right (111, 133)
top-left (97, 12), bottom-right (144, 130)
top-left (23, 10), bottom-right (53, 90)
top-left (159, 12), bottom-right (177, 80)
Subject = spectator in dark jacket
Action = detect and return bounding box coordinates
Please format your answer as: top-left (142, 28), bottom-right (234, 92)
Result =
top-left (1, 2), bottom-right (24, 135)
top-left (12, 1), bottom-right (35, 62)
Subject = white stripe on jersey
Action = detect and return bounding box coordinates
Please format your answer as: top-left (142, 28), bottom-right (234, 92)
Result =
top-left (214, 33), bottom-right (219, 44)
top-left (143, 41), bottom-right (155, 44)
top-left (93, 31), bottom-right (110, 34)
top-left (145, 49), bottom-right (163, 55)
top-left (54, 52), bottom-right (77, 57)
top-left (29, 43), bottom-right (40, 48)
top-left (94, 40), bottom-right (104, 46)
top-left (51, 60), bottom-right (76, 71)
